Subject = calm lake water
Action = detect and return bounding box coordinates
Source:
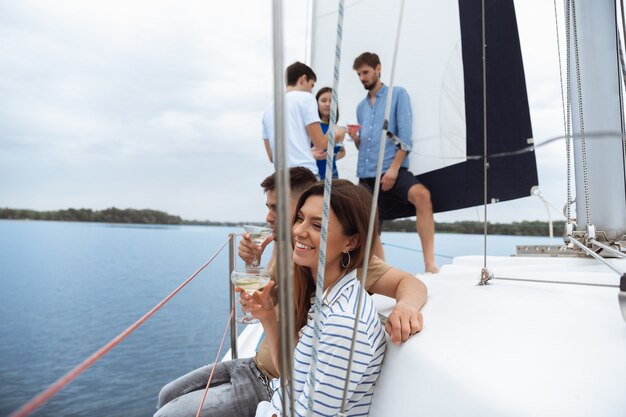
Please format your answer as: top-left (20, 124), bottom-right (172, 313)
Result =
top-left (0, 220), bottom-right (559, 416)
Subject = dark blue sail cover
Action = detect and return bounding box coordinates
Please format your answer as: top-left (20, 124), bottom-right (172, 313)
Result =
top-left (378, 0), bottom-right (538, 219)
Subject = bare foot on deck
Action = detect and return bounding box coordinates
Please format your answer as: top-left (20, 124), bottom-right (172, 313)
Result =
top-left (424, 264), bottom-right (439, 274)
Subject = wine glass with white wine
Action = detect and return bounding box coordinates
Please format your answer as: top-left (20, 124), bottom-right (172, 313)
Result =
top-left (242, 224), bottom-right (272, 267)
top-left (231, 267), bottom-right (271, 324)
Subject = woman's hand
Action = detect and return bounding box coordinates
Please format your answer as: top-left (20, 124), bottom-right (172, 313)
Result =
top-left (237, 280), bottom-right (277, 323)
top-left (239, 280), bottom-right (281, 376)
top-left (312, 148), bottom-right (327, 161)
top-left (334, 126), bottom-right (346, 143)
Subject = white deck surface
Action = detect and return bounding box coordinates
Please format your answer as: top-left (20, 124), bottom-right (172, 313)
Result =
top-left (369, 255), bottom-right (626, 417)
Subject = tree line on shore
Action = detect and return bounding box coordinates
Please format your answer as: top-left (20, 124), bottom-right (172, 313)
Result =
top-left (382, 218), bottom-right (564, 237)
top-left (0, 207), bottom-right (564, 236)
top-left (0, 207), bottom-right (183, 225)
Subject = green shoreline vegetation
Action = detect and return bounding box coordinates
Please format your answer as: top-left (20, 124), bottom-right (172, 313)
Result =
top-left (0, 207), bottom-right (564, 237)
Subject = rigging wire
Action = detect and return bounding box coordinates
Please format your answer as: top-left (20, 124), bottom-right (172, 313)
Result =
top-left (481, 0), bottom-right (489, 274)
top-left (381, 241), bottom-right (454, 259)
top-left (565, 0), bottom-right (576, 230)
top-left (341, 0), bottom-right (406, 413)
top-left (404, 130), bottom-right (626, 161)
top-left (9, 237), bottom-right (231, 417)
top-left (568, 237), bottom-right (626, 275)
top-left (618, 0), bottom-right (626, 183)
top-left (542, 194), bottom-right (570, 219)
top-left (523, 0), bottom-right (626, 275)
top-left (492, 275), bottom-right (619, 288)
top-left (553, 0), bottom-right (575, 226)
top-left (590, 238), bottom-right (626, 258)
top-left (616, 13), bottom-right (626, 161)
top-left (571, 0), bottom-right (593, 230)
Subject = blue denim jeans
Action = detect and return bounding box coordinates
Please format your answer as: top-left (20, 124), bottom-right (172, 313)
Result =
top-left (155, 357), bottom-right (271, 417)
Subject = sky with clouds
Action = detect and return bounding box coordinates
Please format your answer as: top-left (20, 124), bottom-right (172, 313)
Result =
top-left (0, 0), bottom-right (572, 224)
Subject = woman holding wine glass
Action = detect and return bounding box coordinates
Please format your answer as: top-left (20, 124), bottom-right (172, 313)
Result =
top-left (314, 87), bottom-right (346, 179)
top-left (240, 180), bottom-right (386, 417)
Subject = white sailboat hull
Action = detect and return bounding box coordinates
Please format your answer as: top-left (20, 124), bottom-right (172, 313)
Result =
top-left (369, 256), bottom-right (626, 417)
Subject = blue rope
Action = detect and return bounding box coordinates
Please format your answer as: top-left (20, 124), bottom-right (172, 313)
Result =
top-left (306, 1), bottom-right (345, 416)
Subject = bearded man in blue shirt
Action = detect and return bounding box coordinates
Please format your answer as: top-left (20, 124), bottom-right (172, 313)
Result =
top-left (347, 52), bottom-right (438, 273)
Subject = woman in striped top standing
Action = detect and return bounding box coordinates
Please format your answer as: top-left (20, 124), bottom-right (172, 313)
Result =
top-left (244, 180), bottom-right (386, 417)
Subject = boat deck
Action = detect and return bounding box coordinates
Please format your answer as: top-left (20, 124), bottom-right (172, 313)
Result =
top-left (370, 255), bottom-right (626, 417)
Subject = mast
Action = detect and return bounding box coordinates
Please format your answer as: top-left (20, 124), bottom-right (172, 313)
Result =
top-left (568, 0), bottom-right (626, 241)
top-left (305, 0), bottom-right (316, 66)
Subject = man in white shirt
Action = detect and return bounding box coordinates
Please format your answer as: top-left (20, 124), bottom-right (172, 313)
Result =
top-left (262, 62), bottom-right (327, 176)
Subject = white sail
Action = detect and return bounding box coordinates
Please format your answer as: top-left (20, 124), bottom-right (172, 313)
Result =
top-left (311, 0), bottom-right (538, 215)
top-left (311, 0), bottom-right (467, 180)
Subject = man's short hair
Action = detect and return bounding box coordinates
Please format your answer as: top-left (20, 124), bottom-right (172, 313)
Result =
top-left (260, 167), bottom-right (318, 197)
top-left (286, 62), bottom-right (317, 86)
top-left (353, 52), bottom-right (381, 70)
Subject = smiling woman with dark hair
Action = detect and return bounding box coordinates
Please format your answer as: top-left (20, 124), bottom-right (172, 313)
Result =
top-left (242, 180), bottom-right (386, 417)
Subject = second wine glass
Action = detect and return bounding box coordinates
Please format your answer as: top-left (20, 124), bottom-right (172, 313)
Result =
top-left (243, 224), bottom-right (272, 267)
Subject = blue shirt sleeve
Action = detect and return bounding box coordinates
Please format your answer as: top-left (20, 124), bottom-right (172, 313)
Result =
top-left (394, 87), bottom-right (413, 149)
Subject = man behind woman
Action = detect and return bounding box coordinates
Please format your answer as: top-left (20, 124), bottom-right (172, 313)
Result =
top-left (155, 168), bottom-right (427, 417)
top-left (246, 180), bottom-right (386, 417)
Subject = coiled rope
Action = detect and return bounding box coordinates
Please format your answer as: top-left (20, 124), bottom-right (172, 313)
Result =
top-left (9, 237), bottom-right (231, 417)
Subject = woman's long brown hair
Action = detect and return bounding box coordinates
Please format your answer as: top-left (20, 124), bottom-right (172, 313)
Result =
top-left (291, 179), bottom-right (379, 333)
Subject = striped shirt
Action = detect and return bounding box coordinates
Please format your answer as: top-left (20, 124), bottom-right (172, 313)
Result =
top-left (257, 269), bottom-right (386, 417)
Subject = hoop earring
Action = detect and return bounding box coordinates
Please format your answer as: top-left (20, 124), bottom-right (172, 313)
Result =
top-left (341, 251), bottom-right (351, 269)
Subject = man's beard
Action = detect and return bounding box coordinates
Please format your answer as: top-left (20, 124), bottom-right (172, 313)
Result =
top-left (363, 80), bottom-right (377, 90)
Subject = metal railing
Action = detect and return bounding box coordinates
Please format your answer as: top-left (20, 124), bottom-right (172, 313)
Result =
top-left (228, 233), bottom-right (238, 359)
